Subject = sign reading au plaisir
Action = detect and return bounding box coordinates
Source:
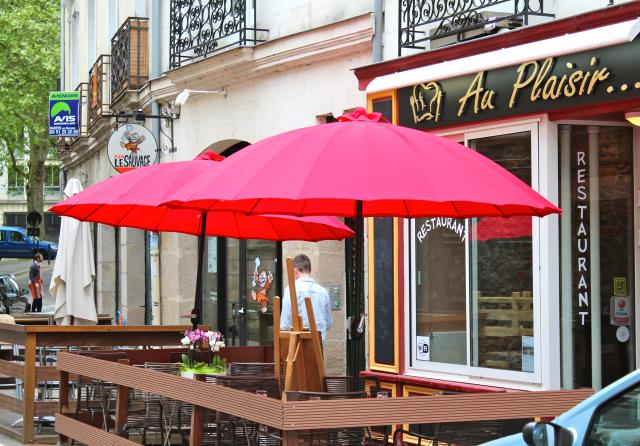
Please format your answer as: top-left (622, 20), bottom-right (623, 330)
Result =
top-left (107, 124), bottom-right (158, 173)
top-left (398, 39), bottom-right (640, 129)
top-left (48, 91), bottom-right (80, 136)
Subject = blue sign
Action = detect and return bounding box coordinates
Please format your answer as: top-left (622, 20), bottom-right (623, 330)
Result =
top-left (48, 91), bottom-right (80, 136)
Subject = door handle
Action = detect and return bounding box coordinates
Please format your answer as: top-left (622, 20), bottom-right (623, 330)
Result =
top-left (238, 307), bottom-right (245, 315)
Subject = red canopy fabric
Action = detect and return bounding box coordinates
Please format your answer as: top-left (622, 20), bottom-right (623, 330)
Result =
top-left (49, 152), bottom-right (354, 242)
top-left (162, 109), bottom-right (560, 218)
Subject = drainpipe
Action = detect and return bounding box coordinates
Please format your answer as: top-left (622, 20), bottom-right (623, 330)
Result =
top-left (373, 0), bottom-right (383, 63)
top-left (146, 0), bottom-right (162, 324)
top-left (60, 0), bottom-right (65, 89)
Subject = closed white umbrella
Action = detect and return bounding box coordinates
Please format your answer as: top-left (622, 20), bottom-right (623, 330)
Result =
top-left (51, 178), bottom-right (97, 325)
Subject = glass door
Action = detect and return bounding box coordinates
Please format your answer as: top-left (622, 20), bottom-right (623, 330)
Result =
top-left (202, 237), bottom-right (280, 347)
top-left (559, 124), bottom-right (635, 390)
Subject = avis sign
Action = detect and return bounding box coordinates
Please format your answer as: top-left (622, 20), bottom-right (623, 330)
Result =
top-left (107, 124), bottom-right (158, 173)
top-left (48, 91), bottom-right (80, 136)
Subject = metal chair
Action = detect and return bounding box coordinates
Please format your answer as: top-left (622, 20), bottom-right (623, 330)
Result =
top-left (200, 374), bottom-right (280, 446)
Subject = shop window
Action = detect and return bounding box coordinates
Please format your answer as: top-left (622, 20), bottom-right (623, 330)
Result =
top-left (470, 132), bottom-right (534, 373)
top-left (410, 126), bottom-right (539, 381)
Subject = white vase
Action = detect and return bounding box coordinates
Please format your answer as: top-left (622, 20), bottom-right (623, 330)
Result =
top-left (180, 371), bottom-right (195, 379)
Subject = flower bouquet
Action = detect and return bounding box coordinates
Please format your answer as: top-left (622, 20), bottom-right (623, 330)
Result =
top-left (178, 329), bottom-right (226, 378)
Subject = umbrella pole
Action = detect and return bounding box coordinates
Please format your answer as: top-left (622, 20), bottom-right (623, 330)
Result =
top-left (193, 212), bottom-right (207, 329)
top-left (350, 200), bottom-right (366, 390)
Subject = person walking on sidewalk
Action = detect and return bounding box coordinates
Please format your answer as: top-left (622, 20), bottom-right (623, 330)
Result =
top-left (28, 253), bottom-right (44, 312)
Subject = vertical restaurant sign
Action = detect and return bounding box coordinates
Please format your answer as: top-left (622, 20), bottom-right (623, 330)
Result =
top-left (398, 39), bottom-right (640, 129)
top-left (107, 124), bottom-right (158, 173)
top-left (575, 150), bottom-right (589, 326)
top-left (48, 91), bottom-right (80, 136)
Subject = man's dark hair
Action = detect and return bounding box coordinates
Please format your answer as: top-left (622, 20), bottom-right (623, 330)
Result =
top-left (292, 254), bottom-right (311, 274)
top-left (33, 253), bottom-right (42, 261)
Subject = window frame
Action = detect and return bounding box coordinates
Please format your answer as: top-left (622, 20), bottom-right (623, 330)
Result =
top-left (405, 121), bottom-right (544, 386)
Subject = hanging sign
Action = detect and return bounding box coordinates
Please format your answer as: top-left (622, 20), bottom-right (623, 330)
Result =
top-left (107, 124), bottom-right (158, 173)
top-left (48, 91), bottom-right (80, 136)
top-left (398, 39), bottom-right (640, 129)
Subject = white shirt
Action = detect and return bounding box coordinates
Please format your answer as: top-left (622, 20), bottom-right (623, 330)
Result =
top-left (280, 276), bottom-right (333, 344)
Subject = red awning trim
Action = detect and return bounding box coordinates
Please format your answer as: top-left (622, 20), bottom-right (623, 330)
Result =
top-left (360, 370), bottom-right (521, 393)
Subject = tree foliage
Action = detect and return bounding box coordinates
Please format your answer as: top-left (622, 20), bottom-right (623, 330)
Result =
top-left (0, 0), bottom-right (60, 237)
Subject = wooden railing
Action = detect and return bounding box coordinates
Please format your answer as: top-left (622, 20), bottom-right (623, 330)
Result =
top-left (0, 323), bottom-right (195, 444)
top-left (55, 352), bottom-right (594, 445)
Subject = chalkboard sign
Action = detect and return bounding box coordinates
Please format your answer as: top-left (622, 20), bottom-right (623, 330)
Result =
top-left (372, 97), bottom-right (392, 122)
top-left (373, 217), bottom-right (395, 366)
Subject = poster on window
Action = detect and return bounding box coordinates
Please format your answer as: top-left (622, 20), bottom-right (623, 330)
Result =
top-left (522, 335), bottom-right (534, 373)
top-left (416, 336), bottom-right (430, 361)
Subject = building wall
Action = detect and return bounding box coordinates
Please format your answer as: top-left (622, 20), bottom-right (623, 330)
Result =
top-left (60, 0), bottom-right (374, 373)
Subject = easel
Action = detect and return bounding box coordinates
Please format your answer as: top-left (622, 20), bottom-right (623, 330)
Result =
top-left (273, 258), bottom-right (325, 393)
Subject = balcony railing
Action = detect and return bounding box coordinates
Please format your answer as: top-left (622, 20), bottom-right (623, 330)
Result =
top-left (57, 82), bottom-right (88, 151)
top-left (88, 55), bottom-right (111, 129)
top-left (111, 17), bottom-right (149, 102)
top-left (398, 0), bottom-right (554, 56)
top-left (169, 0), bottom-right (268, 69)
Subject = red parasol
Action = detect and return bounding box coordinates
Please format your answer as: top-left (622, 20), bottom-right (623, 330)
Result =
top-left (50, 151), bottom-right (354, 242)
top-left (159, 107), bottom-right (560, 383)
top-left (50, 151), bottom-right (354, 327)
top-left (162, 109), bottom-right (560, 218)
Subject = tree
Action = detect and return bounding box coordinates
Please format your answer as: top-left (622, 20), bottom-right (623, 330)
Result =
top-left (0, 1), bottom-right (60, 239)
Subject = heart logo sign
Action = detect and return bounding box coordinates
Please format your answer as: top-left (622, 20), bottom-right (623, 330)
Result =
top-left (410, 82), bottom-right (443, 124)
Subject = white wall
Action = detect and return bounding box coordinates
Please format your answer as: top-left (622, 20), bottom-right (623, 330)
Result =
top-left (170, 54), bottom-right (368, 160)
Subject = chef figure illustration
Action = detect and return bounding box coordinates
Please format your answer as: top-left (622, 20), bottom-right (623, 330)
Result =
top-left (251, 257), bottom-right (273, 314)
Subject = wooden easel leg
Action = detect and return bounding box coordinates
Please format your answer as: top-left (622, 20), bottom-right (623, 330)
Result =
top-left (284, 334), bottom-right (299, 392)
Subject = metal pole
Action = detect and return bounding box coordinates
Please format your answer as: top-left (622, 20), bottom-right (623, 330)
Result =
top-left (353, 201), bottom-right (365, 389)
top-left (194, 212), bottom-right (208, 327)
top-left (588, 125), bottom-right (601, 391)
top-left (559, 125), bottom-right (573, 389)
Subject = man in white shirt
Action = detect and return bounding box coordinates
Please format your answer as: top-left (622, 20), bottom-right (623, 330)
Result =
top-left (280, 254), bottom-right (332, 346)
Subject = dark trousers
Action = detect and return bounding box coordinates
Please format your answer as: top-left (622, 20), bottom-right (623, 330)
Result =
top-left (31, 298), bottom-right (42, 312)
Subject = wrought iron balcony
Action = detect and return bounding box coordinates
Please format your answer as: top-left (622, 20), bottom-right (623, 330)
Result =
top-left (169, 0), bottom-right (268, 69)
top-left (88, 55), bottom-right (111, 129)
top-left (111, 17), bottom-right (149, 102)
top-left (399, 0), bottom-right (555, 56)
top-left (57, 82), bottom-right (88, 151)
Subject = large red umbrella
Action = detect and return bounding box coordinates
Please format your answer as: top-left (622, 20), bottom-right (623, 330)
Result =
top-left (160, 107), bottom-right (560, 383)
top-left (50, 151), bottom-right (354, 326)
top-left (162, 110), bottom-right (559, 218)
top-left (51, 151), bottom-right (354, 241)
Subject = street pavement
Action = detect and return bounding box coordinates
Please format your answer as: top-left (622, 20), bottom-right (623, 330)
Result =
top-left (0, 259), bottom-right (55, 312)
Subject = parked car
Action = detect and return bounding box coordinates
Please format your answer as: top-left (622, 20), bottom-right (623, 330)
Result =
top-left (0, 226), bottom-right (57, 260)
top-left (484, 368), bottom-right (640, 446)
top-left (0, 274), bottom-right (30, 314)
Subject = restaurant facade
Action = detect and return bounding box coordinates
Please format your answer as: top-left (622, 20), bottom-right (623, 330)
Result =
top-left (357, 2), bottom-right (640, 395)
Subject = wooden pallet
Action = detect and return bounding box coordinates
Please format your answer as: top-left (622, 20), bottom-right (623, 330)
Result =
top-left (477, 295), bottom-right (533, 337)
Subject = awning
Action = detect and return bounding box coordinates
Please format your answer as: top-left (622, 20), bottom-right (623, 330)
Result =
top-left (367, 19), bottom-right (640, 94)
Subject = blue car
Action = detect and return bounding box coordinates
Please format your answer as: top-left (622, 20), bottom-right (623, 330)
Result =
top-left (0, 226), bottom-right (57, 260)
top-left (484, 368), bottom-right (640, 446)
